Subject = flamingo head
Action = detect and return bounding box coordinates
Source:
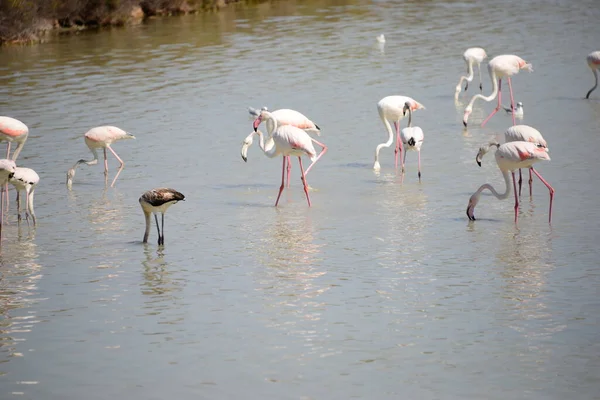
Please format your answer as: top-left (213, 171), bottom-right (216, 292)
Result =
top-left (466, 193), bottom-right (480, 221)
top-left (252, 116), bottom-right (262, 132)
top-left (240, 132), bottom-right (255, 162)
top-left (475, 147), bottom-right (486, 167)
top-left (402, 101), bottom-right (412, 116)
top-left (463, 105), bottom-right (473, 127)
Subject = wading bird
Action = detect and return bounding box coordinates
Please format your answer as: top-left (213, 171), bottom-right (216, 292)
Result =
top-left (9, 167), bottom-right (39, 226)
top-left (468, 141), bottom-right (553, 223)
top-left (399, 101), bottom-right (425, 180)
top-left (585, 51), bottom-right (600, 99)
top-left (66, 126), bottom-right (135, 188)
top-left (0, 116), bottom-right (29, 213)
top-left (139, 188), bottom-right (185, 245)
top-left (463, 55), bottom-right (533, 127)
top-left (373, 95), bottom-right (425, 170)
top-left (455, 47), bottom-right (488, 100)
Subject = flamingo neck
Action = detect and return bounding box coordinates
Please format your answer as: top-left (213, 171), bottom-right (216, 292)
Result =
top-left (143, 211), bottom-right (151, 243)
top-left (474, 169), bottom-right (512, 204)
top-left (587, 68), bottom-right (598, 99)
top-left (466, 59), bottom-right (475, 82)
top-left (375, 118), bottom-right (395, 163)
top-left (406, 107), bottom-right (413, 128)
top-left (466, 68), bottom-right (499, 109)
top-left (255, 130), bottom-right (278, 158)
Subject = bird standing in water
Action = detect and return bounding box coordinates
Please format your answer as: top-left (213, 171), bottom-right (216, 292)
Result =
top-left (9, 167), bottom-right (40, 225)
top-left (139, 188), bottom-right (185, 245)
top-left (585, 51), bottom-right (600, 99)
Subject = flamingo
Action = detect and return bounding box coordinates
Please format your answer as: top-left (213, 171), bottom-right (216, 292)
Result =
top-left (243, 111), bottom-right (327, 206)
top-left (585, 51), bottom-right (600, 99)
top-left (0, 116), bottom-right (29, 214)
top-left (9, 167), bottom-right (39, 226)
top-left (139, 188), bottom-right (185, 245)
top-left (0, 159), bottom-right (17, 240)
top-left (373, 95), bottom-right (425, 170)
top-left (468, 141), bottom-right (553, 223)
top-left (245, 108), bottom-right (324, 187)
top-left (454, 47), bottom-right (488, 100)
top-left (476, 125), bottom-right (548, 197)
top-left (399, 101), bottom-right (425, 180)
top-left (463, 55), bottom-right (533, 128)
top-left (66, 126), bottom-right (135, 188)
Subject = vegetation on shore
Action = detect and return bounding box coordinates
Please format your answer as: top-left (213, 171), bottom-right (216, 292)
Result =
top-left (0, 0), bottom-right (257, 45)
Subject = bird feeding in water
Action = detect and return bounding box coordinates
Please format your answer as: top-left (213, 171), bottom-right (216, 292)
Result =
top-left (9, 167), bottom-right (39, 226)
top-left (454, 47), bottom-right (488, 100)
top-left (139, 188), bottom-right (185, 245)
top-left (66, 126), bottom-right (135, 188)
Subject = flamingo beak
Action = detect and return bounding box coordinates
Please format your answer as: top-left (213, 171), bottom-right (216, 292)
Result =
top-left (253, 117), bottom-right (262, 132)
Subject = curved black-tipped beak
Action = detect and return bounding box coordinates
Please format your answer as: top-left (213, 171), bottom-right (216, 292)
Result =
top-left (241, 154), bottom-right (247, 162)
top-left (477, 160), bottom-right (481, 167)
top-left (253, 127), bottom-right (257, 132)
top-left (463, 120), bottom-right (467, 127)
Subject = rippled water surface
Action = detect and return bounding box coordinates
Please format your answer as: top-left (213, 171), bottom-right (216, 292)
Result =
top-left (1, 0), bottom-right (600, 398)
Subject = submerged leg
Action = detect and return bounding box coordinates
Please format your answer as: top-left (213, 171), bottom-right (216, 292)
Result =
top-left (16, 190), bottom-right (22, 223)
top-left (530, 167), bottom-right (554, 224)
top-left (481, 79), bottom-right (503, 127)
top-left (298, 157), bottom-right (311, 207)
top-left (518, 169), bottom-right (523, 196)
top-left (394, 122), bottom-right (401, 169)
top-left (275, 157), bottom-right (286, 207)
top-left (512, 171), bottom-right (519, 224)
top-left (417, 150), bottom-right (422, 181)
top-left (154, 213), bottom-right (161, 245)
top-left (286, 156), bottom-right (292, 188)
top-left (160, 213), bottom-right (165, 245)
top-left (528, 168), bottom-right (533, 198)
top-left (402, 149), bottom-right (407, 173)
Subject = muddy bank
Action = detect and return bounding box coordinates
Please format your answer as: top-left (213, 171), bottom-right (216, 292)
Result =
top-left (0, 0), bottom-right (259, 45)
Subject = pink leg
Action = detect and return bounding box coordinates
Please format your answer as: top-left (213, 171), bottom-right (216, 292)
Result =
top-left (298, 157), bottom-right (311, 207)
top-left (417, 150), bottom-right (422, 181)
top-left (304, 138), bottom-right (328, 176)
top-left (275, 157), bottom-right (286, 207)
top-left (518, 169), bottom-right (523, 196)
top-left (512, 171), bottom-right (519, 224)
top-left (507, 77), bottom-right (516, 126)
top-left (528, 168), bottom-right (533, 198)
top-left (106, 145), bottom-right (125, 187)
top-left (286, 156), bottom-right (292, 188)
top-left (530, 167), bottom-right (554, 223)
top-left (402, 149), bottom-right (407, 173)
top-left (481, 79), bottom-right (503, 127)
top-left (393, 122), bottom-right (402, 169)
top-left (4, 143), bottom-right (10, 215)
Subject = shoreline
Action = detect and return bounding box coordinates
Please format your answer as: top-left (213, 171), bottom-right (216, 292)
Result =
top-left (0, 0), bottom-right (254, 46)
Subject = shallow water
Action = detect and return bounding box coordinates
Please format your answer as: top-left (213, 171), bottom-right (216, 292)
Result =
top-left (1, 0), bottom-right (600, 398)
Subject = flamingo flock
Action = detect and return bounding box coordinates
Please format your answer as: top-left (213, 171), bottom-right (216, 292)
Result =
top-left (0, 46), bottom-right (598, 246)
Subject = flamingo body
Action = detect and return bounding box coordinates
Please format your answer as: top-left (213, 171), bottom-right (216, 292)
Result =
top-left (0, 116), bottom-right (29, 160)
top-left (585, 51), bottom-right (600, 99)
top-left (374, 96), bottom-right (425, 170)
top-left (399, 101), bottom-right (425, 180)
top-left (139, 188), bottom-right (185, 245)
top-left (463, 55), bottom-right (533, 127)
top-left (468, 141), bottom-right (553, 223)
top-left (9, 167), bottom-right (39, 225)
top-left (455, 47), bottom-right (488, 98)
top-left (66, 126), bottom-right (135, 188)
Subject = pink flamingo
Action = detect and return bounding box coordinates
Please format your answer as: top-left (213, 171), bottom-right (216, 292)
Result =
top-left (9, 167), bottom-right (39, 226)
top-left (463, 55), bottom-right (533, 128)
top-left (585, 51), bottom-right (600, 99)
top-left (0, 116), bottom-right (29, 215)
top-left (247, 108), bottom-right (321, 187)
top-left (455, 47), bottom-right (488, 99)
top-left (468, 141), bottom-right (553, 223)
top-left (242, 111), bottom-right (327, 206)
top-left (373, 96), bottom-right (425, 170)
top-left (399, 101), bottom-right (425, 180)
top-left (0, 159), bottom-right (17, 240)
top-left (66, 126), bottom-right (135, 188)
top-left (139, 188), bottom-right (185, 245)
top-left (476, 125), bottom-right (548, 197)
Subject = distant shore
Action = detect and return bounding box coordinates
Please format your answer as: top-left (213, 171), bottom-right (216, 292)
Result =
top-left (0, 0), bottom-right (257, 45)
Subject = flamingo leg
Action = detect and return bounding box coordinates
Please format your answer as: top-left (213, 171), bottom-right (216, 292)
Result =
top-left (106, 145), bottom-right (125, 187)
top-left (0, 183), bottom-right (3, 241)
top-left (478, 64), bottom-right (483, 91)
top-left (286, 156), bottom-right (292, 188)
top-left (160, 213), bottom-right (165, 245)
top-left (16, 190), bottom-right (22, 223)
top-left (393, 122), bottom-right (400, 169)
top-left (512, 171), bottom-right (519, 224)
top-left (417, 150), bottom-right (422, 181)
top-left (481, 79), bottom-right (503, 127)
top-left (507, 77), bottom-right (516, 126)
top-left (303, 138), bottom-right (328, 176)
top-left (298, 157), bottom-right (311, 207)
top-left (402, 149), bottom-right (407, 173)
top-left (3, 143), bottom-right (9, 216)
top-left (154, 213), bottom-right (162, 245)
top-left (275, 156), bottom-right (286, 207)
top-left (518, 169), bottom-right (523, 196)
top-left (529, 168), bottom-right (533, 198)
top-left (530, 167), bottom-right (554, 224)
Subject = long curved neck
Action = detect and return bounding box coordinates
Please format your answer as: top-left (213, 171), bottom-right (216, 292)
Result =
top-left (375, 117), bottom-right (395, 162)
top-left (255, 131), bottom-right (278, 158)
top-left (465, 59), bottom-right (475, 82)
top-left (466, 68), bottom-right (498, 109)
top-left (143, 211), bottom-right (151, 243)
top-left (406, 108), bottom-right (413, 128)
top-left (264, 113), bottom-right (278, 135)
top-left (586, 68), bottom-right (598, 99)
top-left (71, 148), bottom-right (99, 171)
top-left (474, 169), bottom-right (511, 202)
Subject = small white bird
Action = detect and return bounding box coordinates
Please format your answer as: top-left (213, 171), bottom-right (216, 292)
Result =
top-left (9, 167), bottom-right (39, 225)
top-left (376, 34), bottom-right (386, 44)
top-left (248, 106), bottom-right (268, 119)
top-left (503, 101), bottom-right (524, 119)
